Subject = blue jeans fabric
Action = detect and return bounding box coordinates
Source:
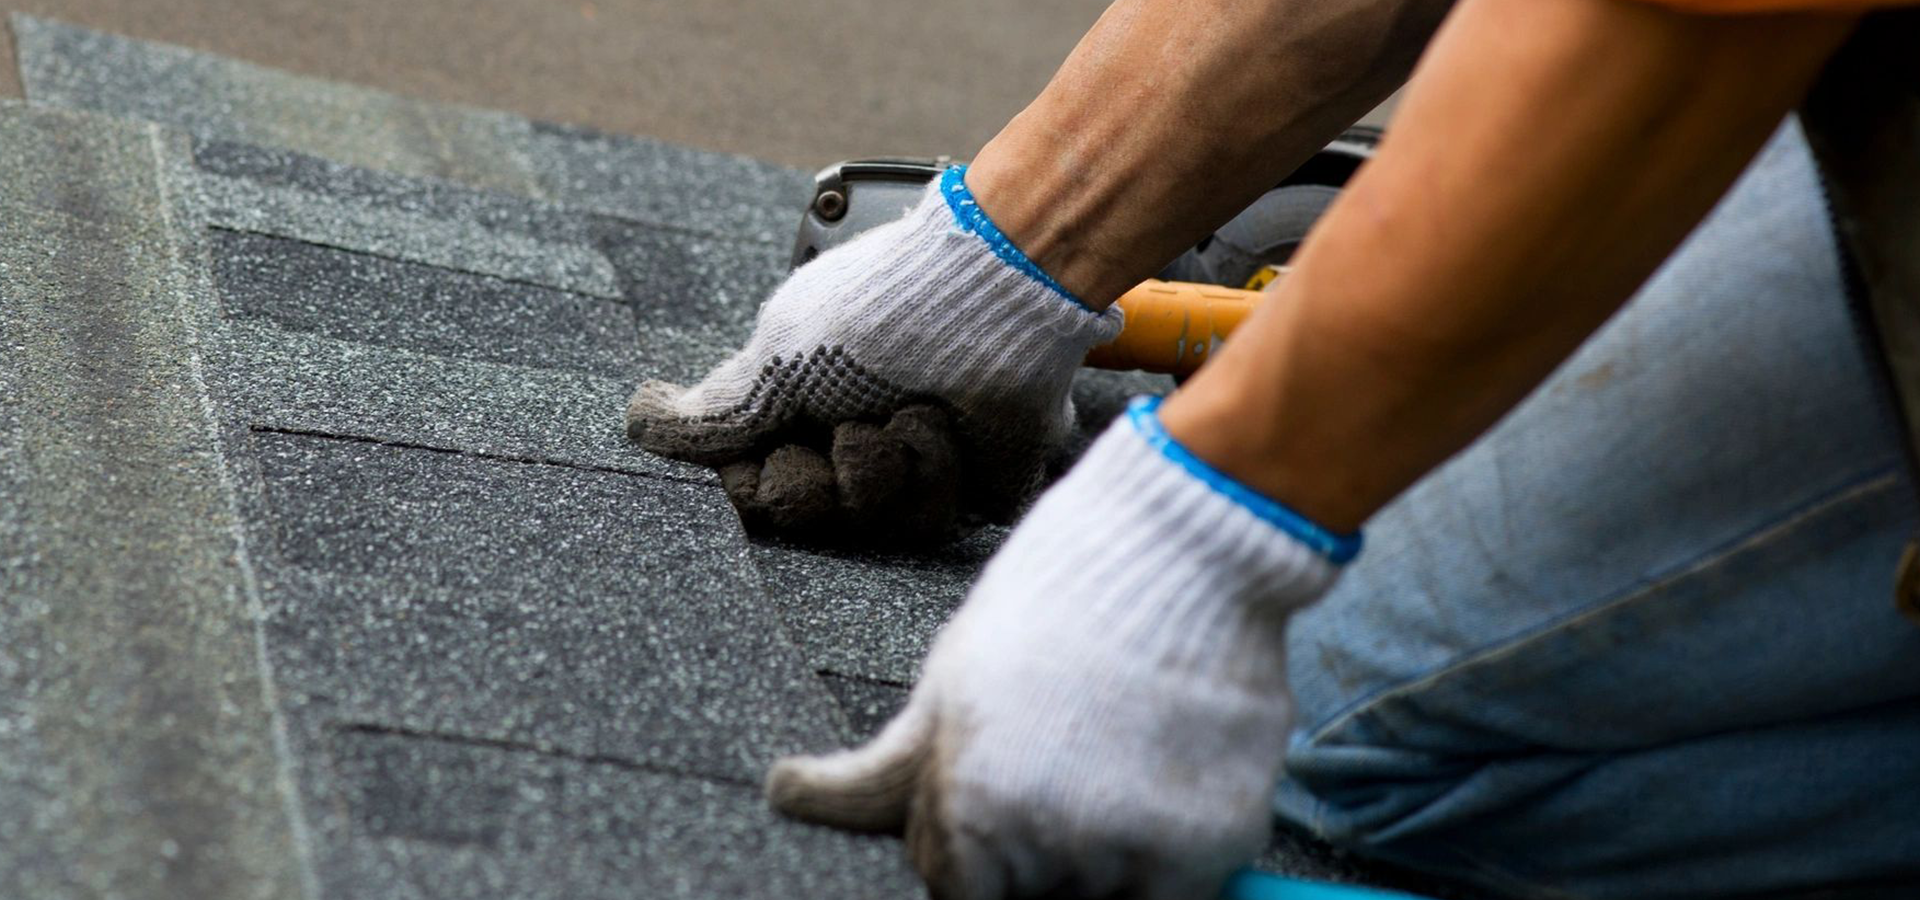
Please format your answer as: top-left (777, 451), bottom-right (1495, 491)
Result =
top-left (1275, 121), bottom-right (1920, 900)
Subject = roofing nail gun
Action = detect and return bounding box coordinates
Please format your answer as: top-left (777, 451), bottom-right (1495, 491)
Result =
top-left (790, 129), bottom-right (1377, 378)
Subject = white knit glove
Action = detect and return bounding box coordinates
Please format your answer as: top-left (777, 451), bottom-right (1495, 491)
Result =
top-left (766, 397), bottom-right (1360, 899)
top-left (628, 167), bottom-right (1124, 531)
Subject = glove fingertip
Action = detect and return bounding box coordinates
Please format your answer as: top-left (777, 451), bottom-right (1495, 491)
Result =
top-left (764, 751), bottom-right (913, 834)
top-left (624, 380), bottom-right (689, 442)
top-left (831, 420), bottom-right (912, 516)
top-left (881, 404), bottom-right (955, 446)
top-left (717, 460), bottom-right (766, 528)
top-left (763, 700), bottom-right (933, 833)
top-left (895, 405), bottom-right (964, 515)
top-left (626, 378), bottom-right (685, 412)
top-left (625, 384), bottom-right (773, 466)
top-left (763, 753), bottom-right (818, 810)
top-left (750, 445), bottom-right (838, 529)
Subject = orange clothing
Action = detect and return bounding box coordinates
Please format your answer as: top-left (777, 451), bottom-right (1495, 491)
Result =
top-left (1638, 0), bottom-right (1910, 11)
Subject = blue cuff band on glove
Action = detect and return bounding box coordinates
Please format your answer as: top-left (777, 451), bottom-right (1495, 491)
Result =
top-left (940, 165), bottom-right (1092, 312)
top-left (1126, 396), bottom-right (1364, 564)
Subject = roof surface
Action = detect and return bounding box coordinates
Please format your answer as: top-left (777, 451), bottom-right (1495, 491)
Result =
top-left (0, 17), bottom-right (1444, 900)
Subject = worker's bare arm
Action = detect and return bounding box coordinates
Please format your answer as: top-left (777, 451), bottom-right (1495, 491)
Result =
top-left (1160, 0), bottom-right (1856, 533)
top-left (965, 0), bottom-right (1454, 306)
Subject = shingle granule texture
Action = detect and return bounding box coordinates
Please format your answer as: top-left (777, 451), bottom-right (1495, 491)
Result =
top-left (212, 230), bottom-right (644, 377)
top-left (0, 102), bottom-right (307, 900)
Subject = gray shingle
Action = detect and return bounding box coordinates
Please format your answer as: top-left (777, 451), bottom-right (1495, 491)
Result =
top-left (312, 728), bottom-right (921, 899)
top-left (242, 430), bottom-right (845, 783)
top-left (0, 104), bottom-right (306, 900)
top-left (594, 215), bottom-right (788, 384)
top-left (523, 119), bottom-right (809, 242)
top-left (753, 530), bottom-right (1003, 685)
top-left (181, 131), bottom-right (797, 389)
top-left (210, 321), bottom-right (710, 482)
top-left (818, 674), bottom-right (913, 740)
top-left (211, 229), bottom-right (642, 378)
top-left (193, 138), bottom-right (575, 236)
top-left (192, 139), bottom-right (624, 297)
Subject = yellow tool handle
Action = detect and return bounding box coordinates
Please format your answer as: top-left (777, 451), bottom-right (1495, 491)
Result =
top-left (1083, 279), bottom-right (1267, 377)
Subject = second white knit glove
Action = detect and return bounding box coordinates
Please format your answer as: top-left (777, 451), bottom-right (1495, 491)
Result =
top-left (628, 167), bottom-right (1123, 530)
top-left (765, 397), bottom-right (1361, 899)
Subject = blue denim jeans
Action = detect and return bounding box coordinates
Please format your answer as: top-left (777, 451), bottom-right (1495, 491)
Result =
top-left (1275, 121), bottom-right (1920, 900)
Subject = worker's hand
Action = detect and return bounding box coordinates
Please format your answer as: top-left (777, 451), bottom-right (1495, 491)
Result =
top-left (627, 168), bottom-right (1122, 532)
top-left (766, 397), bottom-right (1357, 899)
top-left (716, 405), bottom-right (964, 548)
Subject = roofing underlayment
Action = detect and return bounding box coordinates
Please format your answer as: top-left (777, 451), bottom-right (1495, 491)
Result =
top-left (0, 16), bottom-right (1445, 900)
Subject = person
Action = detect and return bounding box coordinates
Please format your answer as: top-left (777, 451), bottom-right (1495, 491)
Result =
top-left (628, 0), bottom-right (1920, 896)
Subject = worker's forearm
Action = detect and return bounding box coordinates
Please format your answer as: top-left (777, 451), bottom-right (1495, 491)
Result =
top-left (1160, 0), bottom-right (1855, 533)
top-left (965, 0), bottom-right (1453, 306)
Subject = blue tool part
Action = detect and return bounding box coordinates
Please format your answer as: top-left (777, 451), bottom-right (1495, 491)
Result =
top-left (1221, 869), bottom-right (1438, 900)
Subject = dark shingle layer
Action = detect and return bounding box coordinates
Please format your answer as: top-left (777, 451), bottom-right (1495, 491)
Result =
top-left (593, 214), bottom-right (789, 384)
top-left (212, 229), bottom-right (643, 378)
top-left (320, 728), bottom-right (920, 899)
top-left (245, 430), bottom-right (845, 784)
top-left (753, 531), bottom-right (1002, 685)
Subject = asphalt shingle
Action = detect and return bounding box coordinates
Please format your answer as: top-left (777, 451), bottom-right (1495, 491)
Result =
top-left (4, 33), bottom-right (909, 888)
top-left (172, 96), bottom-right (797, 389)
top-left (210, 322), bottom-right (708, 482)
top-left (211, 228), bottom-right (642, 379)
top-left (0, 102), bottom-right (306, 900)
top-left (753, 530), bottom-right (1002, 685)
top-left (317, 728), bottom-right (920, 900)
top-left (242, 430), bottom-right (846, 784)
top-left (520, 118), bottom-right (808, 242)
top-left (192, 139), bottom-right (625, 298)
top-left (593, 214), bottom-right (789, 384)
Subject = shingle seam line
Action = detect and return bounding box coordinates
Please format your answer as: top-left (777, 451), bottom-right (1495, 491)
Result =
top-left (816, 670), bottom-right (913, 690)
top-left (246, 425), bottom-right (718, 487)
top-left (330, 722), bottom-right (759, 788)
